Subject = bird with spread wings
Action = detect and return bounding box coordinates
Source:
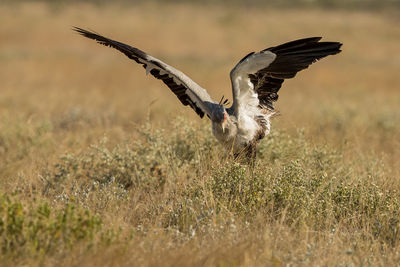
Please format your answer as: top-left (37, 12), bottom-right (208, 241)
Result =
top-left (73, 27), bottom-right (342, 161)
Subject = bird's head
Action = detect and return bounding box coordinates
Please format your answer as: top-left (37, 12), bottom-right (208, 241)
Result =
top-left (211, 105), bottom-right (228, 132)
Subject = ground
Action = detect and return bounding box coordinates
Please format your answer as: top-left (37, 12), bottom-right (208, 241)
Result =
top-left (0, 2), bottom-right (399, 266)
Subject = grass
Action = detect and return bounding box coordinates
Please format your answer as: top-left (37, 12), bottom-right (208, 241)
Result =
top-left (1, 1), bottom-right (400, 266)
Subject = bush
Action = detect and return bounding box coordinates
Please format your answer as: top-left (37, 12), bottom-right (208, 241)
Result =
top-left (0, 195), bottom-right (102, 260)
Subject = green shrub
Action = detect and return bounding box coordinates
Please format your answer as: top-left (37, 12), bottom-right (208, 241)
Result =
top-left (42, 119), bottom-right (216, 197)
top-left (0, 195), bottom-right (103, 260)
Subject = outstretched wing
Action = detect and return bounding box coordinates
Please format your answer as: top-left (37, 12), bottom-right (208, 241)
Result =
top-left (230, 37), bottom-right (342, 113)
top-left (73, 27), bottom-right (215, 118)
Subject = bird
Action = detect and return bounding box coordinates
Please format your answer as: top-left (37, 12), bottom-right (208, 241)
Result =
top-left (73, 27), bottom-right (342, 162)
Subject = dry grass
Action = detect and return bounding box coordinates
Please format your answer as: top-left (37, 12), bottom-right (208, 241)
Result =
top-left (1, 2), bottom-right (400, 266)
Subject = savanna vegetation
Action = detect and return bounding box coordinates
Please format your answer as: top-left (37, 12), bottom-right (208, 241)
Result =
top-left (1, 1), bottom-right (399, 266)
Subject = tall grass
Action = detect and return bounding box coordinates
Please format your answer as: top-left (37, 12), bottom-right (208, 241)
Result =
top-left (1, 116), bottom-right (399, 265)
top-left (1, 2), bottom-right (400, 265)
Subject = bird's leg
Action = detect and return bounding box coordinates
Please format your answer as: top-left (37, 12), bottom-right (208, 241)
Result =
top-left (246, 144), bottom-right (257, 168)
top-left (233, 143), bottom-right (257, 167)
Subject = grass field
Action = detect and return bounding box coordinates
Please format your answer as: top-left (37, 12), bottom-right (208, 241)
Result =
top-left (1, 2), bottom-right (400, 266)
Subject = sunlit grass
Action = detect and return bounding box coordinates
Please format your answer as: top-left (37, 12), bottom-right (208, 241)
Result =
top-left (1, 116), bottom-right (399, 265)
top-left (1, 2), bottom-right (399, 266)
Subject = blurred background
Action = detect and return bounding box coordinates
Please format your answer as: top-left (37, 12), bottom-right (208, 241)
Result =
top-left (1, 0), bottom-right (399, 172)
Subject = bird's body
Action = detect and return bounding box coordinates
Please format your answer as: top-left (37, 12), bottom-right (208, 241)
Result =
top-left (73, 27), bottom-right (342, 161)
top-left (212, 104), bottom-right (269, 159)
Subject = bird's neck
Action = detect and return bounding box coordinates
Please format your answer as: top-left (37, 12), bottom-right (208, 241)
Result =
top-left (212, 117), bottom-right (237, 143)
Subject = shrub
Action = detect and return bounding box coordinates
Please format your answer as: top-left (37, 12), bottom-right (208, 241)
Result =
top-left (0, 195), bottom-right (102, 260)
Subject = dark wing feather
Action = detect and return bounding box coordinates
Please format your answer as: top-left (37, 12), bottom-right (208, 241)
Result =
top-left (73, 27), bottom-right (215, 118)
top-left (255, 37), bottom-right (342, 110)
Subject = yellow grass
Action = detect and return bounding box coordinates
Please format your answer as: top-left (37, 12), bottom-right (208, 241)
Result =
top-left (1, 2), bottom-right (400, 266)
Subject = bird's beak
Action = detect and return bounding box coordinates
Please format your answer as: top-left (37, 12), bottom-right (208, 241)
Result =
top-left (221, 120), bottom-right (226, 133)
